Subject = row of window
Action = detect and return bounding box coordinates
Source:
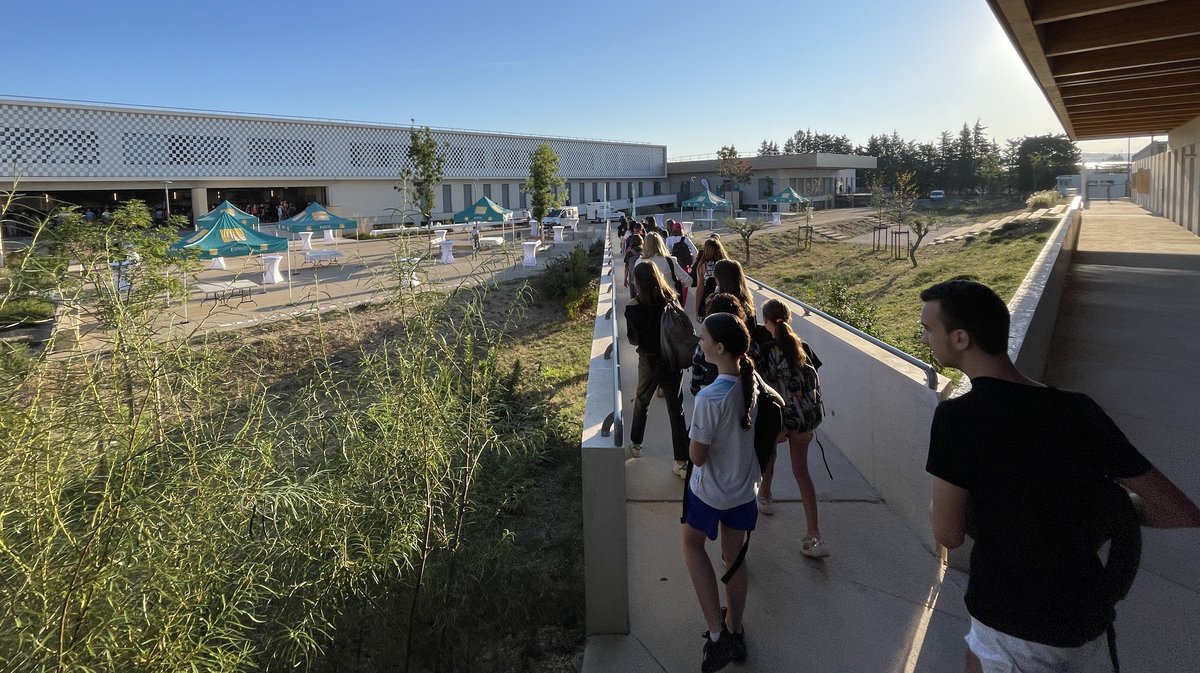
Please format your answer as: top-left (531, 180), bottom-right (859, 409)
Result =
top-left (436, 180), bottom-right (664, 213)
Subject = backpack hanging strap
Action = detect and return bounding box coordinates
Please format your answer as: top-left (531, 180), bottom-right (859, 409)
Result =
top-left (1107, 624), bottom-right (1120, 673)
top-left (721, 531), bottom-right (751, 584)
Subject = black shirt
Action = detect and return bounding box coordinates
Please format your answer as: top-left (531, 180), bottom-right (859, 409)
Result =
top-left (925, 377), bottom-right (1151, 646)
top-left (624, 301), bottom-right (663, 356)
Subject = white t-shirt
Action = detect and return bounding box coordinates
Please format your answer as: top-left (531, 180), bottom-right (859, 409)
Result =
top-left (689, 374), bottom-right (760, 510)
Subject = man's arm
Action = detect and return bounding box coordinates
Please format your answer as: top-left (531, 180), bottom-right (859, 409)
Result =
top-left (1120, 468), bottom-right (1200, 528)
top-left (931, 477), bottom-right (970, 549)
top-left (689, 439), bottom-right (710, 467)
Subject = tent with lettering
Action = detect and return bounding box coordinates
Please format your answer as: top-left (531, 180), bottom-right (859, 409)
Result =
top-left (277, 202), bottom-right (358, 232)
top-left (170, 211), bottom-right (293, 310)
top-left (196, 200), bottom-right (261, 228)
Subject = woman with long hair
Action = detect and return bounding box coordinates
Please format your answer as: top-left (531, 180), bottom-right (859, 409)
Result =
top-left (758, 299), bottom-right (829, 558)
top-left (713, 259), bottom-right (755, 323)
top-left (640, 232), bottom-right (686, 297)
top-left (694, 237), bottom-right (730, 318)
top-left (682, 312), bottom-right (761, 671)
top-left (623, 261), bottom-right (690, 477)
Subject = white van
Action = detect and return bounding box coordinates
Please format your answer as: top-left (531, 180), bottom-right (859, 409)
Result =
top-left (543, 206), bottom-right (579, 226)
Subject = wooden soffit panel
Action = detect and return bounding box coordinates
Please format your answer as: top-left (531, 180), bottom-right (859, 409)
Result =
top-left (986, 0), bottom-right (1200, 140)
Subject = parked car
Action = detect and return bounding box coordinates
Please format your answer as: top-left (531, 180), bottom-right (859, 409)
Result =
top-left (544, 206), bottom-right (580, 226)
top-left (929, 190), bottom-right (945, 200)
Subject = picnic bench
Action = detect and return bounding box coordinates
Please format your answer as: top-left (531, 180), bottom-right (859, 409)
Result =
top-left (195, 279), bottom-right (260, 307)
top-left (304, 250), bottom-right (343, 268)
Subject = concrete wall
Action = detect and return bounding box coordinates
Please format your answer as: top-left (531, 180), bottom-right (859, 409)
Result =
top-left (579, 232), bottom-right (628, 635)
top-left (1131, 115), bottom-right (1199, 236)
top-left (1009, 197), bottom-right (1083, 381)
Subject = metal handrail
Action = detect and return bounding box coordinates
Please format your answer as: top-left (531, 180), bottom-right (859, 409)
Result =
top-left (604, 221), bottom-right (624, 445)
top-left (748, 277), bottom-right (940, 391)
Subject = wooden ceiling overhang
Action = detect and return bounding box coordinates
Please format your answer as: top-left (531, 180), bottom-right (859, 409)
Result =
top-left (986, 0), bottom-right (1200, 140)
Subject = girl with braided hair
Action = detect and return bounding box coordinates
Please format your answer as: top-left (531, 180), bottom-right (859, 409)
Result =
top-left (682, 312), bottom-right (764, 672)
top-left (759, 299), bottom-right (829, 558)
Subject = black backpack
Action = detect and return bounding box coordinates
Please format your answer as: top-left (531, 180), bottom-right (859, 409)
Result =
top-left (1089, 482), bottom-right (1143, 673)
top-left (671, 237), bottom-right (694, 268)
top-left (658, 300), bottom-right (699, 371)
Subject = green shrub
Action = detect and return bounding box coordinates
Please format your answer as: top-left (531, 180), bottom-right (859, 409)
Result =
top-left (0, 297), bottom-right (55, 328)
top-left (536, 244), bottom-right (597, 312)
top-left (1025, 190), bottom-right (1060, 210)
top-left (816, 280), bottom-right (877, 332)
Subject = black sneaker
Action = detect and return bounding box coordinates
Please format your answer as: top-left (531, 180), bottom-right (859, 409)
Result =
top-left (701, 627), bottom-right (736, 673)
top-left (720, 606), bottom-right (747, 663)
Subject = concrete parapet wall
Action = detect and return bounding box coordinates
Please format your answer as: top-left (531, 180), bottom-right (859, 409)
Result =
top-left (579, 239), bottom-right (628, 635)
top-left (1009, 196), bottom-right (1083, 380)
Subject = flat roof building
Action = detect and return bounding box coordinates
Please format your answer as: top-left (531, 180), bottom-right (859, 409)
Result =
top-left (0, 97), bottom-right (667, 226)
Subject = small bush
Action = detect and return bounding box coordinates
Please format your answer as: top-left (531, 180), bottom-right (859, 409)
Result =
top-left (816, 280), bottom-right (876, 333)
top-left (0, 297), bottom-right (55, 329)
top-left (536, 244), bottom-right (598, 313)
top-left (1025, 190), bottom-right (1060, 210)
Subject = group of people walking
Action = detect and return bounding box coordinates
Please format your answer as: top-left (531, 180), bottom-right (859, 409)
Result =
top-left (619, 216), bottom-right (829, 671)
top-left (616, 216), bottom-right (1200, 673)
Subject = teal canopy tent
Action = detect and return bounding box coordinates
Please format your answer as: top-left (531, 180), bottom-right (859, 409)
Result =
top-left (277, 202), bottom-right (357, 232)
top-left (765, 187), bottom-right (809, 205)
top-left (680, 189), bottom-right (731, 226)
top-left (171, 212), bottom-right (288, 258)
top-left (680, 190), bottom-right (730, 210)
top-left (452, 197), bottom-right (512, 223)
top-left (170, 211), bottom-right (293, 306)
top-left (197, 200), bottom-right (260, 228)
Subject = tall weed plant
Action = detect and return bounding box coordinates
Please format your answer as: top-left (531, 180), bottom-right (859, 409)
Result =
top-left (0, 201), bottom-right (571, 671)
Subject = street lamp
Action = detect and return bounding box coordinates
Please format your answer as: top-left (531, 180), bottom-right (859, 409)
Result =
top-left (162, 181), bottom-right (173, 227)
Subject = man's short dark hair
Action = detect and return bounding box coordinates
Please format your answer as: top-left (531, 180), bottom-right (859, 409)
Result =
top-left (919, 279), bottom-right (1010, 356)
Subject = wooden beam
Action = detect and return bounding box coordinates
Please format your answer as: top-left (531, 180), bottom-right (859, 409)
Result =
top-left (1056, 63), bottom-right (1200, 87)
top-left (1051, 37), bottom-right (1200, 77)
top-left (1068, 109), bottom-right (1198, 124)
top-left (1032, 0), bottom-right (1167, 24)
top-left (1060, 71), bottom-right (1200, 97)
top-left (1074, 117), bottom-right (1194, 131)
top-left (1043, 1), bottom-right (1200, 56)
top-left (1065, 91), bottom-right (1200, 107)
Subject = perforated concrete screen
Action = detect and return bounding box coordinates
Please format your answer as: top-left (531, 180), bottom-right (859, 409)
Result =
top-left (0, 100), bottom-right (665, 180)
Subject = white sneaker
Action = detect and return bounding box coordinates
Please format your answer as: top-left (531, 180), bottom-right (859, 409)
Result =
top-left (672, 461), bottom-right (688, 478)
top-left (757, 495), bottom-right (775, 516)
top-left (630, 443), bottom-right (642, 458)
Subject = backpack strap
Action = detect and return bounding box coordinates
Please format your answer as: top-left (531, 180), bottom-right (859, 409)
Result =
top-left (667, 257), bottom-right (680, 285)
top-left (721, 531), bottom-right (751, 584)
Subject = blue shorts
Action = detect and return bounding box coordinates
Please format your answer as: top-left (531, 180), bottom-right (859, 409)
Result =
top-left (684, 490), bottom-right (758, 540)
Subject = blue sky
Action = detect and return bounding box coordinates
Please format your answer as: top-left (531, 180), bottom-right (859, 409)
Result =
top-left (7, 0), bottom-right (1147, 158)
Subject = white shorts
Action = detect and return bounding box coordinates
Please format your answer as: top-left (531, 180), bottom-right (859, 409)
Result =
top-left (965, 618), bottom-right (1108, 673)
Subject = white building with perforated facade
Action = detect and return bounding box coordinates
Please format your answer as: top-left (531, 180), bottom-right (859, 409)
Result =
top-left (0, 98), bottom-right (667, 227)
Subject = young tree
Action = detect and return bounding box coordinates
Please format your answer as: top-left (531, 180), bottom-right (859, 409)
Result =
top-left (724, 216), bottom-right (768, 263)
top-left (907, 211), bottom-right (942, 268)
top-left (523, 143), bottom-right (565, 223)
top-left (867, 174), bottom-right (891, 229)
top-left (402, 125), bottom-right (447, 226)
top-left (717, 145), bottom-right (753, 195)
top-left (890, 171), bottom-right (920, 228)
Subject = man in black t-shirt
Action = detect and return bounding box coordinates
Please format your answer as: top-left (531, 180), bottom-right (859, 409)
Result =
top-left (919, 279), bottom-right (1200, 673)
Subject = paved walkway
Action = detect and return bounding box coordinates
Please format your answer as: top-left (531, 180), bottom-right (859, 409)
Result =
top-left (1042, 199), bottom-right (1200, 671)
top-left (584, 199), bottom-right (1200, 673)
top-left (584, 251), bottom-right (971, 673)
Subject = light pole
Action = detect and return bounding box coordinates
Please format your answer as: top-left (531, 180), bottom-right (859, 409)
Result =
top-left (162, 181), bottom-right (173, 226)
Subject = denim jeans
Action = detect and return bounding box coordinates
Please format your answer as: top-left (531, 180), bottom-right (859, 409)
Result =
top-left (629, 353), bottom-right (689, 461)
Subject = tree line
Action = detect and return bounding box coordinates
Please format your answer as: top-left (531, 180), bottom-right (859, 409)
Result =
top-left (757, 121), bottom-right (1081, 196)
